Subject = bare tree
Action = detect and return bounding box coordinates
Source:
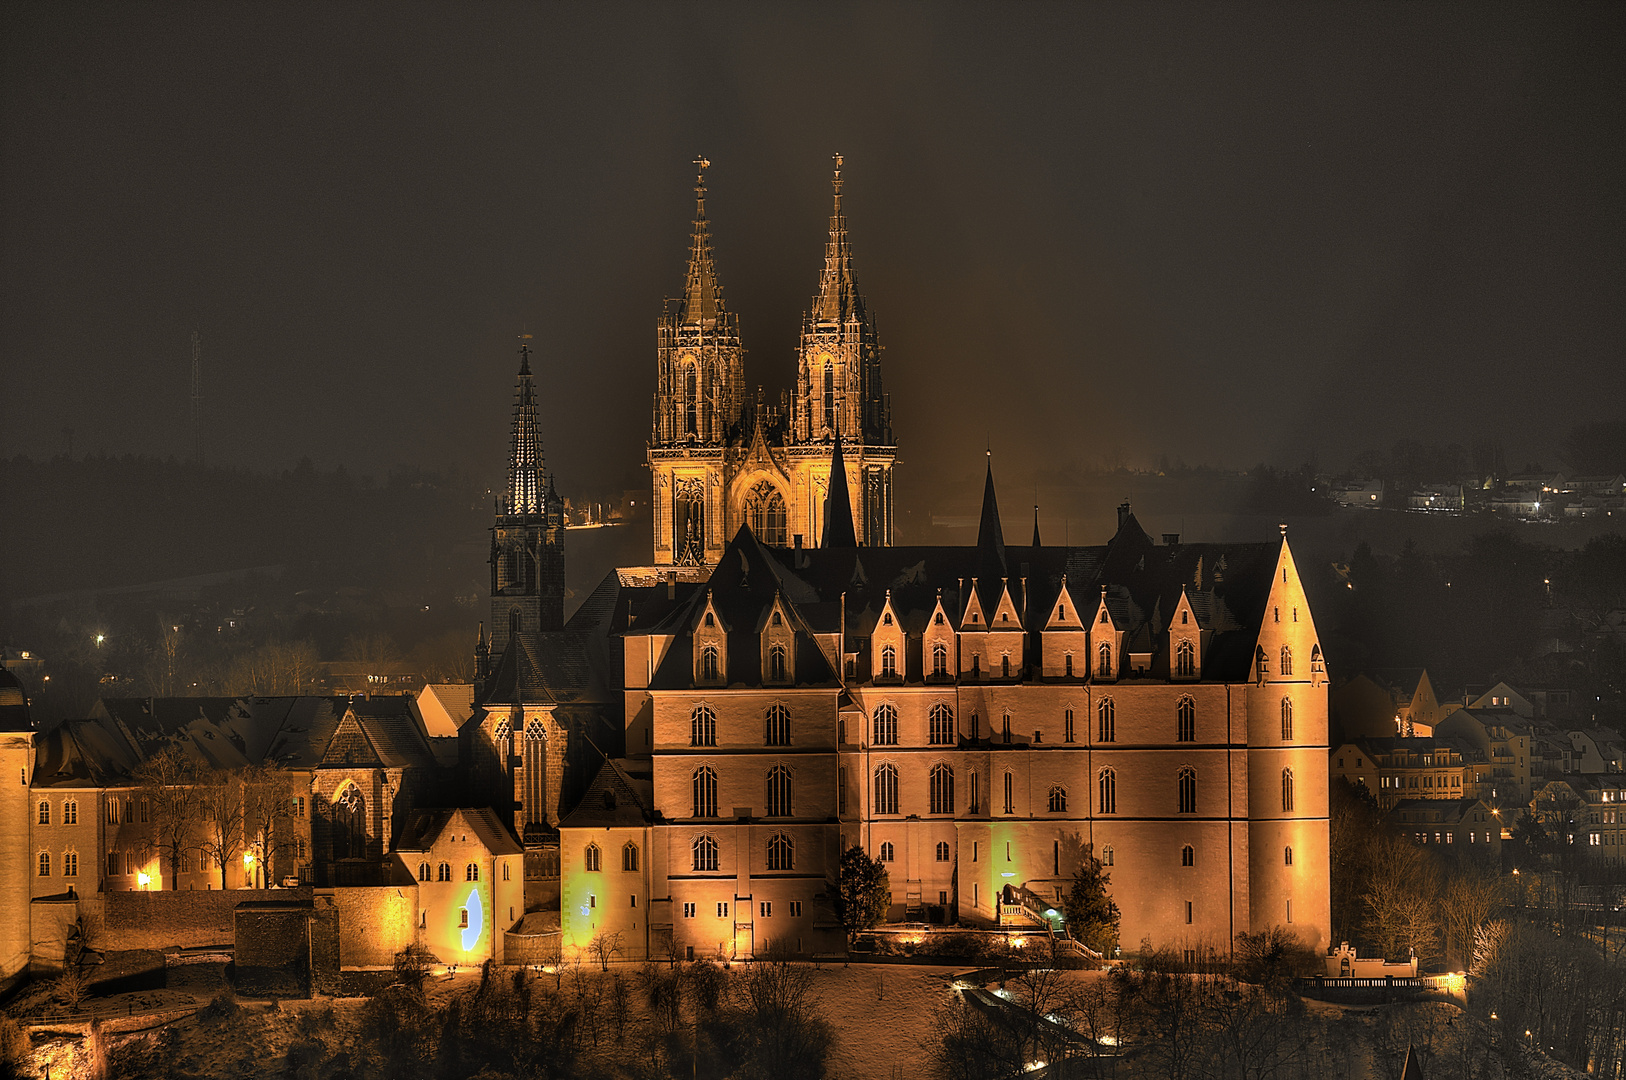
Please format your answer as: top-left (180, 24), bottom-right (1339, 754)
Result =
top-left (199, 770), bottom-right (246, 890)
top-left (587, 930), bottom-right (624, 972)
top-left (242, 765), bottom-right (305, 886)
top-left (132, 746), bottom-right (202, 891)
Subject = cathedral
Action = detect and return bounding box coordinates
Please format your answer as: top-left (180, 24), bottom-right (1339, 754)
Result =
top-left (648, 157), bottom-right (896, 566)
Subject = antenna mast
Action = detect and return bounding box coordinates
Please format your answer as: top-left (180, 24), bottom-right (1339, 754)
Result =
top-left (190, 329), bottom-right (203, 466)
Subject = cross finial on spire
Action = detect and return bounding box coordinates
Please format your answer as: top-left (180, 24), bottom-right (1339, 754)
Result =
top-left (832, 152), bottom-right (843, 197)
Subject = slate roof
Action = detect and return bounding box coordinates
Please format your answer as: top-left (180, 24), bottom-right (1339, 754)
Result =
top-left (1388, 798), bottom-right (1488, 825)
top-left (479, 630), bottom-right (603, 707)
top-left (396, 806), bottom-right (523, 855)
top-left (632, 512), bottom-right (1280, 688)
top-left (558, 758), bottom-right (656, 829)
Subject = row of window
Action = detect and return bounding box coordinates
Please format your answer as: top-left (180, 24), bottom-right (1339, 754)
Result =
top-left (678, 833), bottom-right (795, 873)
top-left (679, 899), bottom-right (804, 919)
top-left (37, 799), bottom-right (79, 824)
top-left (37, 851), bottom-right (79, 876)
top-left (887, 841), bottom-right (1299, 869)
top-left (89, 794), bottom-right (309, 826)
top-left (415, 861), bottom-right (510, 882)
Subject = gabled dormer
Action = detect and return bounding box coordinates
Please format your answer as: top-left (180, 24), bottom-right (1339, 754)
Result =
top-left (759, 590), bottom-right (796, 686)
top-left (870, 590), bottom-right (905, 683)
top-left (960, 578), bottom-right (988, 630)
top-left (1168, 586), bottom-right (1202, 682)
top-left (1041, 575), bottom-right (1088, 680)
top-left (692, 590), bottom-right (729, 687)
top-left (959, 578), bottom-right (992, 681)
top-left (1090, 587), bottom-right (1123, 682)
top-left (985, 578), bottom-right (1025, 680)
top-left (989, 579), bottom-right (1022, 632)
top-left (924, 590), bottom-right (955, 682)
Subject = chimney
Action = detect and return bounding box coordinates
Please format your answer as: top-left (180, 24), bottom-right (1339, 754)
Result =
top-left (1117, 501), bottom-right (1131, 529)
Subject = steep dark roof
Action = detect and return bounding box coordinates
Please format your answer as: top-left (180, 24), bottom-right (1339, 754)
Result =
top-left (479, 630), bottom-right (602, 707)
top-left (397, 806), bottom-right (523, 856)
top-left (0, 667), bottom-right (32, 732)
top-left (559, 758), bottom-right (655, 829)
top-left (822, 434), bottom-right (857, 549)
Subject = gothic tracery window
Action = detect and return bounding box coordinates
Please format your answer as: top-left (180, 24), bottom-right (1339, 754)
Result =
top-left (766, 766), bottom-right (792, 817)
top-left (1178, 767), bottom-right (1197, 814)
top-left (334, 785), bottom-right (366, 860)
top-left (693, 835), bottom-right (719, 872)
top-left (745, 480), bottom-right (788, 546)
top-left (1176, 640), bottom-right (1196, 677)
top-left (691, 705), bottom-right (717, 747)
top-left (1098, 768), bottom-right (1116, 814)
top-left (765, 704), bottom-right (791, 746)
top-left (873, 704), bottom-right (898, 746)
top-left (692, 767), bottom-right (718, 818)
top-left (873, 764), bottom-right (899, 815)
top-left (930, 764), bottom-right (954, 814)
top-left (766, 833), bottom-right (793, 871)
top-left (929, 703), bottom-right (954, 745)
top-left (1177, 696), bottom-right (1196, 742)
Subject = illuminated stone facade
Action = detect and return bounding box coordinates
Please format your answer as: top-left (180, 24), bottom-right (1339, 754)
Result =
top-left (648, 159), bottom-right (896, 566)
top-left (564, 466), bottom-right (1333, 962)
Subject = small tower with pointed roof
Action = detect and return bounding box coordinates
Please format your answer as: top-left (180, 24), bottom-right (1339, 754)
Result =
top-left (487, 336), bottom-right (566, 665)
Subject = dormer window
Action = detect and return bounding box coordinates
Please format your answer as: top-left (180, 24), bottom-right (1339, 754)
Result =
top-left (880, 645), bottom-right (897, 678)
top-left (701, 646), bottom-right (720, 682)
top-left (1099, 609), bottom-right (1108, 625)
top-left (772, 611), bottom-right (782, 627)
top-left (971, 613), bottom-right (980, 624)
top-left (882, 612), bottom-right (893, 626)
top-left (1181, 611), bottom-right (1188, 625)
top-left (1176, 640), bottom-right (1196, 678)
top-left (705, 612), bottom-right (715, 627)
top-left (1001, 612), bottom-right (1009, 623)
top-left (769, 645), bottom-right (787, 683)
top-left (932, 643), bottom-right (948, 677)
top-left (1098, 643), bottom-right (1112, 678)
top-left (935, 612), bottom-right (944, 625)
top-left (1058, 605), bottom-right (1066, 619)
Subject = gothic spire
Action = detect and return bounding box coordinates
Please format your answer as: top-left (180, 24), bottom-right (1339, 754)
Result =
top-left (1032, 502), bottom-right (1042, 548)
top-left (814, 153), bottom-right (862, 324)
top-left (681, 156), bottom-right (722, 326)
top-left (822, 421), bottom-right (857, 548)
top-left (977, 452), bottom-right (1006, 572)
top-left (507, 335), bottom-right (545, 515)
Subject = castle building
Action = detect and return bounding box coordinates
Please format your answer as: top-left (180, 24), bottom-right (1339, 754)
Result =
top-left (648, 158), bottom-right (896, 566)
top-left (1, 669), bottom-right (37, 988)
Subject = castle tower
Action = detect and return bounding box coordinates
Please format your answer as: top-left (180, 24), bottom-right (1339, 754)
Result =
top-left (790, 155), bottom-right (896, 546)
top-left (486, 337), bottom-right (566, 665)
top-left (649, 157), bottom-right (746, 566)
top-left (0, 669), bottom-right (36, 987)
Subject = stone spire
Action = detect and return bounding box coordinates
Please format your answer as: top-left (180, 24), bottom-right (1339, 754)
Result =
top-left (681, 156), bottom-right (722, 326)
top-left (813, 153), bottom-right (862, 325)
top-left (1031, 502), bottom-right (1042, 548)
top-left (977, 452), bottom-right (1006, 573)
top-left (822, 422), bottom-right (857, 549)
top-left (507, 335), bottom-right (545, 515)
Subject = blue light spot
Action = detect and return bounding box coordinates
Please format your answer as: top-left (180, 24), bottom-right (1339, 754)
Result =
top-left (461, 887), bottom-right (483, 951)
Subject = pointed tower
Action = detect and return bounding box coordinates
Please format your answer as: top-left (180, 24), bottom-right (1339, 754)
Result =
top-left (821, 425), bottom-right (857, 548)
top-left (650, 156), bottom-right (747, 565)
top-left (976, 453), bottom-right (1006, 576)
top-left (790, 154), bottom-right (896, 547)
top-left (489, 336), bottom-right (566, 658)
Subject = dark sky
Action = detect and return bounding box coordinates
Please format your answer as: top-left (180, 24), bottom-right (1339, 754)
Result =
top-left (3, 3), bottom-right (1622, 501)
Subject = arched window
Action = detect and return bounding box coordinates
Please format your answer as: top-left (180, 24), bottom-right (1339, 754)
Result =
top-left (37, 852), bottom-right (49, 876)
top-left (1177, 696), bottom-right (1196, 742)
top-left (1310, 644), bottom-right (1324, 676)
top-left (437, 862), bottom-right (452, 881)
top-left (929, 703), bottom-right (954, 745)
top-left (334, 784), bottom-right (366, 860)
top-left (1003, 771), bottom-right (1014, 814)
top-left (1097, 698), bottom-right (1115, 742)
top-left (37, 801), bottom-right (48, 825)
top-left (1282, 769), bottom-right (1295, 813)
top-left (1101, 845), bottom-right (1114, 866)
top-left (971, 654), bottom-right (981, 677)
top-left (1178, 767), bottom-right (1197, 814)
top-left (1065, 653), bottom-right (1074, 677)
top-left (684, 365), bottom-right (697, 436)
top-left (823, 363), bottom-right (835, 432)
top-left (936, 841), bottom-right (951, 862)
top-left (880, 645), bottom-right (897, 678)
top-left (691, 706), bottom-right (717, 747)
top-left (1284, 846), bottom-right (1294, 866)
top-left (1176, 640), bottom-right (1196, 677)
top-left (767, 766), bottom-right (792, 817)
top-left (745, 481), bottom-right (789, 546)
top-left (1280, 645), bottom-right (1293, 677)
top-left (1281, 697), bottom-right (1294, 741)
top-left (622, 843), bottom-right (639, 871)
top-left (874, 764), bottom-right (899, 815)
top-left (1098, 769), bottom-right (1116, 814)
top-left (1048, 786), bottom-right (1068, 813)
top-left (584, 845), bottom-right (601, 872)
top-left (522, 723), bottom-right (548, 829)
top-left (701, 645), bottom-right (720, 682)
top-left (1098, 642), bottom-right (1112, 677)
top-left (1181, 845), bottom-right (1194, 867)
top-left (769, 644), bottom-right (787, 682)
top-left (932, 642), bottom-right (948, 677)
top-left (873, 704), bottom-right (898, 746)
top-left (878, 841), bottom-right (894, 863)
top-left (692, 767), bottom-right (718, 818)
top-left (1001, 654), bottom-right (1011, 678)
top-left (930, 764), bottom-right (954, 814)
top-left (1064, 708), bottom-right (1075, 742)
top-left (693, 836), bottom-right (719, 872)
top-left (765, 704), bottom-right (791, 746)
top-left (63, 800), bottom-right (77, 824)
top-left (418, 862), bottom-right (430, 881)
top-left (466, 863), bottom-right (480, 881)
top-left (766, 833), bottom-right (793, 871)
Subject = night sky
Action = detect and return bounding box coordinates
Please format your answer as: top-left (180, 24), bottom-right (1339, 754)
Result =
top-left (3, 3), bottom-right (1622, 500)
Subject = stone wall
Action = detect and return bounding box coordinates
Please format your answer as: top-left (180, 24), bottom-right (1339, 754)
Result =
top-left (234, 901), bottom-right (311, 996)
top-left (328, 886), bottom-right (417, 968)
top-left (105, 888), bottom-right (311, 950)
